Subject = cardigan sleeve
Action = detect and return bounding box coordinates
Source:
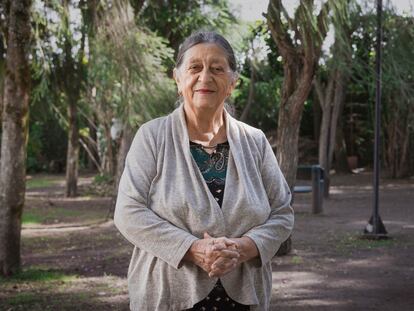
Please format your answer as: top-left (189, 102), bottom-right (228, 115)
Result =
top-left (242, 132), bottom-right (294, 267)
top-left (114, 122), bottom-right (199, 269)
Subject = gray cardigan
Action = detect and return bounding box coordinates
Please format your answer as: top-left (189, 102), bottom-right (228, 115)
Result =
top-left (114, 103), bottom-right (294, 311)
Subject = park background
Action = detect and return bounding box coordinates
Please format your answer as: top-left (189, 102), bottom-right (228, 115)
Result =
top-left (0, 0), bottom-right (413, 310)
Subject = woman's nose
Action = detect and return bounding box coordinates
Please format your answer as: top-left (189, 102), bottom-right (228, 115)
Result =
top-left (198, 67), bottom-right (213, 82)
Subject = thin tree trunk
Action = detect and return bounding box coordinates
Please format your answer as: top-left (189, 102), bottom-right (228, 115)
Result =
top-left (87, 118), bottom-right (99, 170)
top-left (107, 122), bottom-right (134, 219)
top-left (329, 71), bottom-right (347, 168)
top-left (0, 0), bottom-right (31, 276)
top-left (315, 77), bottom-right (334, 194)
top-left (315, 69), bottom-right (348, 197)
top-left (240, 58), bottom-right (256, 122)
top-left (65, 100), bottom-right (79, 197)
top-left (103, 123), bottom-right (114, 176)
top-left (63, 0), bottom-right (86, 196)
top-left (115, 123), bottom-right (134, 190)
top-left (312, 91), bottom-right (321, 143)
top-left (397, 123), bottom-right (410, 178)
top-left (334, 120), bottom-right (350, 173)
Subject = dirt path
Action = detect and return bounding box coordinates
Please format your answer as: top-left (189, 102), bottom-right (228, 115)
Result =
top-left (0, 172), bottom-right (413, 310)
top-left (273, 172), bottom-right (414, 311)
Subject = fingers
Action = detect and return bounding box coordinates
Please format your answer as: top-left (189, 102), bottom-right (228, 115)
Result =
top-left (208, 257), bottom-right (238, 278)
top-left (204, 232), bottom-right (238, 248)
top-left (211, 248), bottom-right (240, 260)
top-left (197, 233), bottom-right (240, 277)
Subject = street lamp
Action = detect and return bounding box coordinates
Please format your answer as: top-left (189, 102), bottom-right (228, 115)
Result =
top-left (363, 0), bottom-right (387, 239)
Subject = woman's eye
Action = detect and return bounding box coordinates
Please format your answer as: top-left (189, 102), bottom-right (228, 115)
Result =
top-left (212, 67), bottom-right (225, 74)
top-left (189, 65), bottom-right (202, 72)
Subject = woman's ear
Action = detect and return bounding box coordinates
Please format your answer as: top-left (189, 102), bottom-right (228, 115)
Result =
top-left (173, 68), bottom-right (182, 94)
top-left (173, 68), bottom-right (180, 84)
top-left (229, 72), bottom-right (239, 93)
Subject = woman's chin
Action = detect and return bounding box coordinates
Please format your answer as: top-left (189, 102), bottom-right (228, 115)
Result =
top-left (190, 100), bottom-right (223, 110)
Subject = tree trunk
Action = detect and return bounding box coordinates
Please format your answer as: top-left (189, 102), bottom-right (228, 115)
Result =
top-left (267, 0), bottom-right (329, 188)
top-left (276, 104), bottom-right (303, 189)
top-left (87, 118), bottom-right (99, 171)
top-left (103, 123), bottom-right (114, 176)
top-left (65, 100), bottom-right (79, 197)
top-left (315, 77), bottom-right (334, 197)
top-left (240, 58), bottom-right (256, 122)
top-left (62, 0), bottom-right (86, 197)
top-left (267, 0), bottom-right (329, 255)
top-left (115, 123), bottom-right (134, 191)
top-left (107, 122), bottom-right (134, 219)
top-left (0, 0), bottom-right (31, 276)
top-left (315, 69), bottom-right (348, 197)
top-left (276, 62), bottom-right (315, 189)
top-left (334, 123), bottom-right (350, 173)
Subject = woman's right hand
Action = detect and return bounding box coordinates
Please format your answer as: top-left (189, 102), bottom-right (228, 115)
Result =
top-left (184, 232), bottom-right (240, 276)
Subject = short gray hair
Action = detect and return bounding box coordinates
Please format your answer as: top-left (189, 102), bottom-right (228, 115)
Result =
top-left (175, 31), bottom-right (237, 73)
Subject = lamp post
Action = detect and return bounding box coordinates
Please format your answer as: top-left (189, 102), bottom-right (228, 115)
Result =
top-left (364, 0), bottom-right (387, 239)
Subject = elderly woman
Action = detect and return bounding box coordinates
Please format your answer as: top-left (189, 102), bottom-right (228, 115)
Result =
top-left (114, 31), bottom-right (294, 311)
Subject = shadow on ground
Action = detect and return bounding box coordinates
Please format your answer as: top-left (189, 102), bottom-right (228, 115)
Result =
top-left (0, 172), bottom-right (413, 310)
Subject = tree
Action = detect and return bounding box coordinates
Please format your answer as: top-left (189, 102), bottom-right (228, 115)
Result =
top-left (60, 0), bottom-right (87, 197)
top-left (233, 21), bottom-right (284, 134)
top-left (87, 1), bottom-right (176, 215)
top-left (33, 0), bottom-right (89, 196)
top-left (343, 6), bottom-right (414, 178)
top-left (314, 1), bottom-right (358, 196)
top-left (266, 0), bottom-right (330, 188)
top-left (139, 0), bottom-right (235, 69)
top-left (0, 0), bottom-right (31, 276)
top-left (379, 11), bottom-right (414, 177)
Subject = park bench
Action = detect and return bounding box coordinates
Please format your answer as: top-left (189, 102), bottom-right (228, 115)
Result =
top-left (294, 165), bottom-right (324, 214)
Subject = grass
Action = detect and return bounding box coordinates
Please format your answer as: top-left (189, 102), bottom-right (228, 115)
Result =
top-left (336, 234), bottom-right (396, 254)
top-left (22, 207), bottom-right (103, 226)
top-left (291, 256), bottom-right (303, 265)
top-left (7, 292), bottom-right (39, 306)
top-left (0, 268), bottom-right (75, 284)
top-left (0, 268), bottom-right (90, 310)
top-left (0, 267), bottom-right (128, 310)
top-left (26, 177), bottom-right (60, 189)
top-left (22, 212), bottom-right (45, 225)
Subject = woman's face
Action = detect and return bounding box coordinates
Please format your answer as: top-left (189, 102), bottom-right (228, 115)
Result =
top-left (174, 43), bottom-right (237, 111)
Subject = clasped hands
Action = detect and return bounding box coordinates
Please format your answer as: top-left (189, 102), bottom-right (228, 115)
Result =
top-left (185, 232), bottom-right (256, 278)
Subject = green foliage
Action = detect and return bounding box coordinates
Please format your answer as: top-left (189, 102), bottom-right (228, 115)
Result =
top-left (0, 268), bottom-right (73, 283)
top-left (140, 0), bottom-right (236, 57)
top-left (345, 5), bottom-right (414, 174)
top-left (27, 121), bottom-right (44, 172)
top-left (93, 173), bottom-right (114, 185)
top-left (232, 21), bottom-right (283, 133)
top-left (88, 2), bottom-right (176, 129)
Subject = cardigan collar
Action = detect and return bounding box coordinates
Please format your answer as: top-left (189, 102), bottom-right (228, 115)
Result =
top-left (172, 102), bottom-right (237, 153)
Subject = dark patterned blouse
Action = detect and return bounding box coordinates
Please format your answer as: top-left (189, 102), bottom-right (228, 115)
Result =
top-left (187, 141), bottom-right (250, 311)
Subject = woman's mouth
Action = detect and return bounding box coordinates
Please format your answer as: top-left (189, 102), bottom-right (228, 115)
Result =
top-left (195, 89), bottom-right (215, 94)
